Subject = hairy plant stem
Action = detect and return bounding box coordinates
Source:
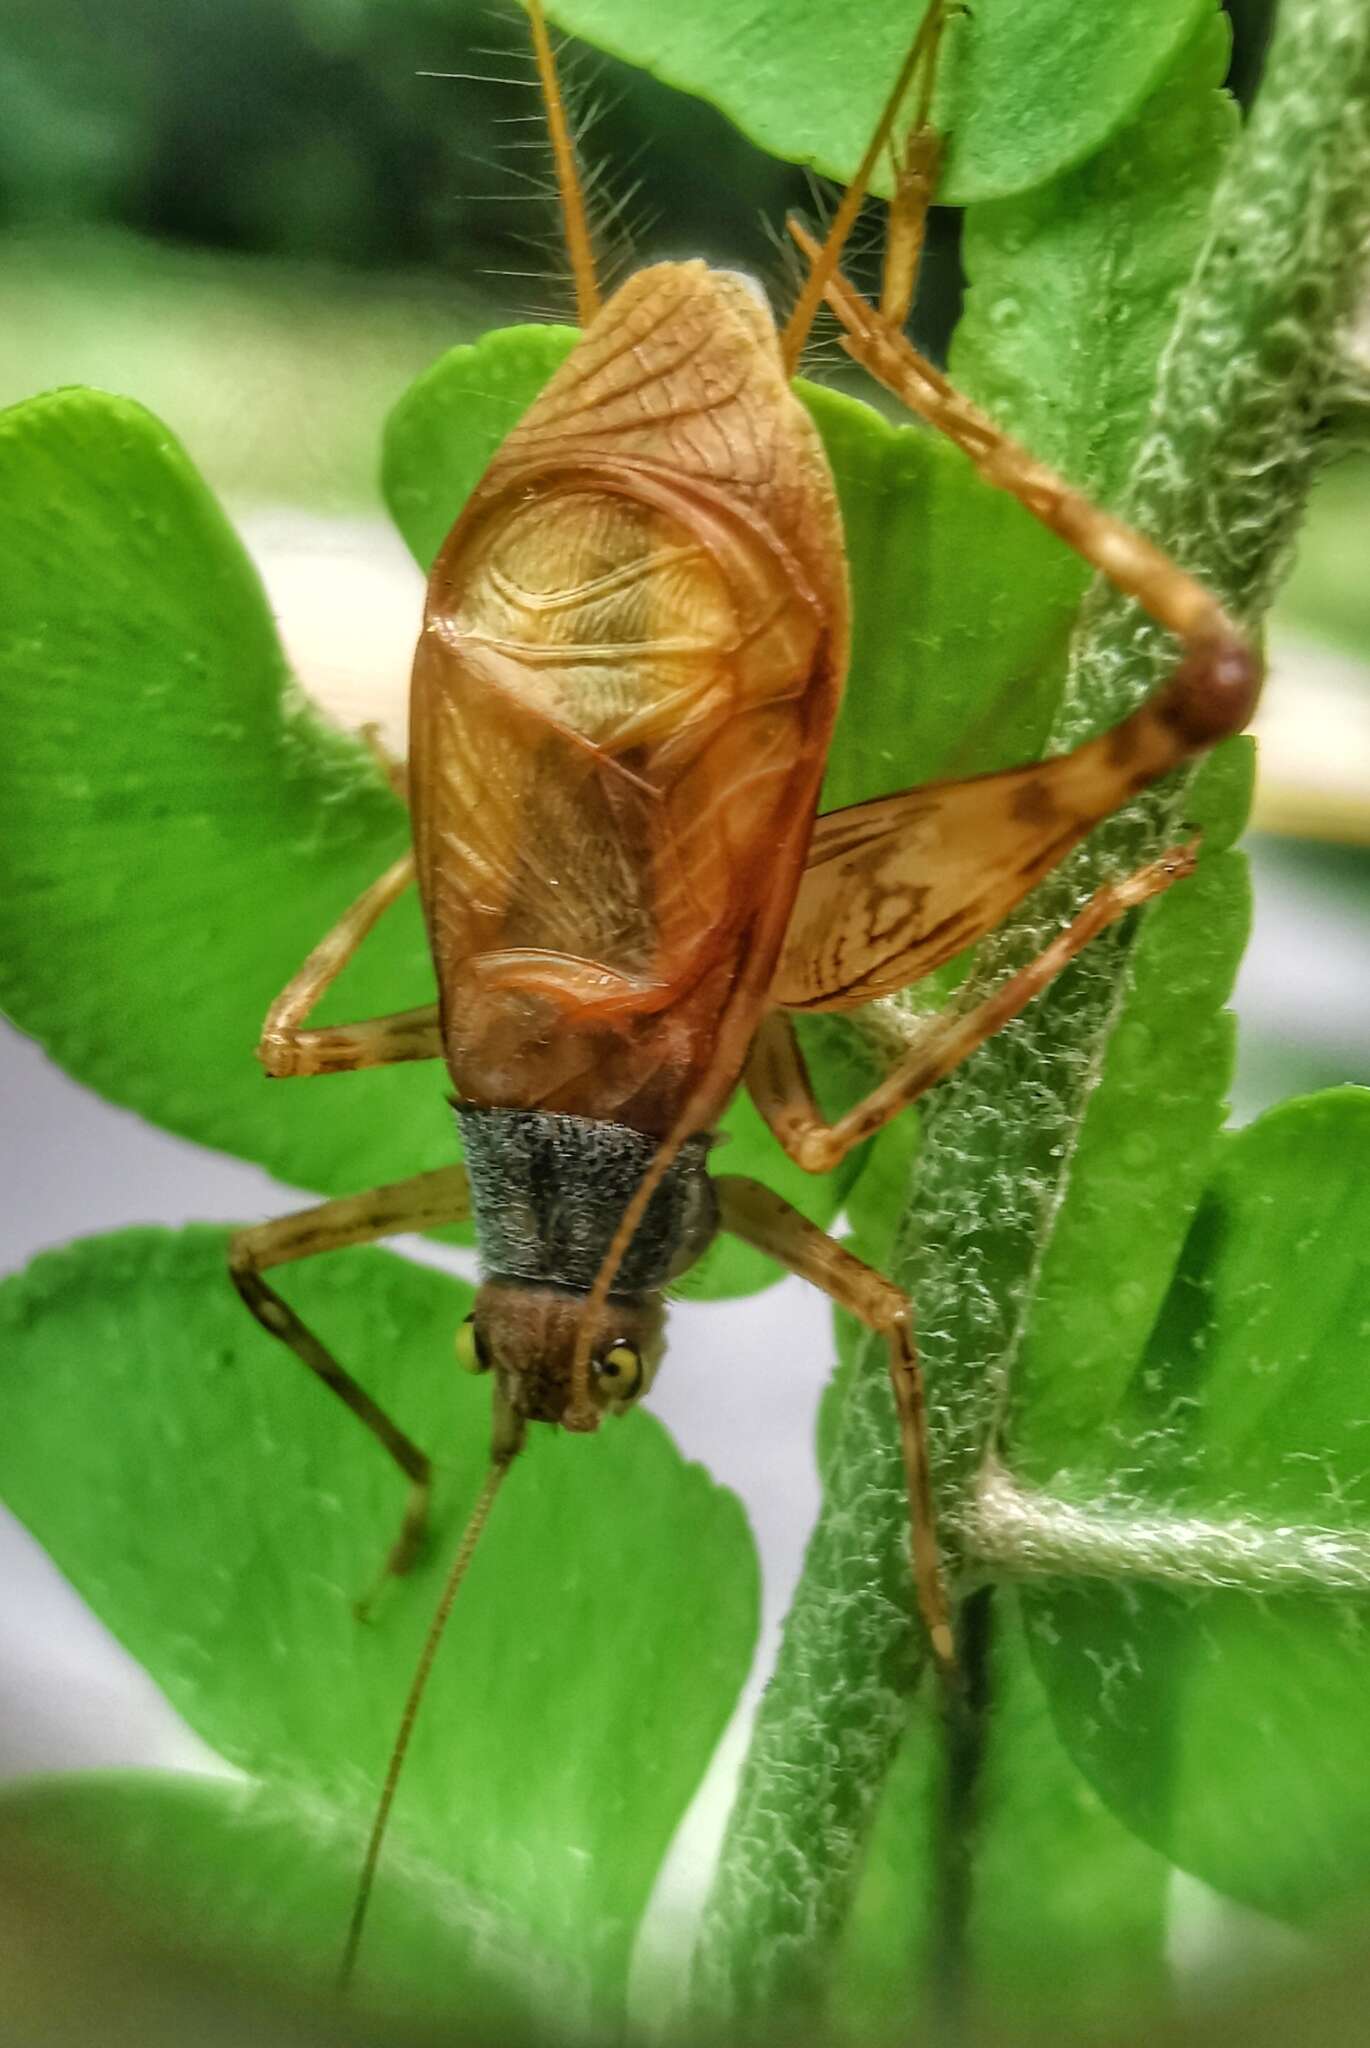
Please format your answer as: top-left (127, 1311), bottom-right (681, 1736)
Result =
top-left (929, 1589), bottom-right (994, 2045)
top-left (688, 0), bottom-right (1370, 2026)
top-left (967, 1464), bottom-right (1370, 1596)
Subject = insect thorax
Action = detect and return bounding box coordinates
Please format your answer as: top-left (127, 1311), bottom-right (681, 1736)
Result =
top-left (455, 1105), bottom-right (719, 1295)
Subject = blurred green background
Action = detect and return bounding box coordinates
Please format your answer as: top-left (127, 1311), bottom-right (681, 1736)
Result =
top-left (0, 0), bottom-right (831, 509)
top-left (0, 0), bottom-right (1292, 503)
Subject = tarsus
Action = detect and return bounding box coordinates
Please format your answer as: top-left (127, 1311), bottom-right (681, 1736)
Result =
top-left (780, 0), bottom-right (950, 372)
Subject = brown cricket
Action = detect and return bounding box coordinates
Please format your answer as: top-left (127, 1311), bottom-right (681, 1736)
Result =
top-left (227, 0), bottom-right (1260, 1984)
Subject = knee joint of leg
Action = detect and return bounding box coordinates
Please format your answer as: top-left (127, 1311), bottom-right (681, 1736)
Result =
top-left (256, 1030), bottom-right (302, 1079)
top-left (228, 1236), bottom-right (263, 1287)
top-left (796, 1128), bottom-right (841, 1175)
top-left (1158, 637), bottom-right (1262, 748)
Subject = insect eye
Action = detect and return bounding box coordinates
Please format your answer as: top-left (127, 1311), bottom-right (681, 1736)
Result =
top-left (455, 1315), bottom-right (491, 1374)
top-left (594, 1340), bottom-right (643, 1399)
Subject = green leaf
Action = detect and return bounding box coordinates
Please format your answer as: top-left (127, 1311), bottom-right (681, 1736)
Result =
top-left (939, 7), bottom-right (1239, 764)
top-left (800, 383), bottom-right (1078, 800)
top-left (0, 1773), bottom-right (543, 2031)
top-left (952, 9), bottom-right (1236, 492)
top-left (545, 0), bottom-right (1212, 205)
top-left (834, 1594), bottom-right (1172, 2036)
top-left (382, 324), bottom-right (580, 572)
top-left (0, 1228), bottom-right (759, 2019)
top-left (1026, 1090), bottom-right (1370, 1926)
top-left (0, 389), bottom-right (459, 1207)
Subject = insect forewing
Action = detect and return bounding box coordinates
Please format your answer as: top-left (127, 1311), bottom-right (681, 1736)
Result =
top-left (411, 261), bottom-right (848, 1130)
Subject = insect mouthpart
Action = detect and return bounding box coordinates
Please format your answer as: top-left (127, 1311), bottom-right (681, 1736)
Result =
top-left (460, 1280), bottom-right (665, 1432)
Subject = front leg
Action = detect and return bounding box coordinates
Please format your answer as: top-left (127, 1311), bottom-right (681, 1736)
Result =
top-left (716, 1175), bottom-right (954, 1680)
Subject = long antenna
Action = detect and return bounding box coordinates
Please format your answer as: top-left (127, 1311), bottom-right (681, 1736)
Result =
top-left (337, 1452), bottom-right (516, 1994)
top-left (524, 0), bottom-right (602, 326)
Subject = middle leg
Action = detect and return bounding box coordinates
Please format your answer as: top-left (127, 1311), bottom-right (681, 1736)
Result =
top-left (257, 852), bottom-right (444, 1080)
top-left (716, 1174), bottom-right (955, 1682)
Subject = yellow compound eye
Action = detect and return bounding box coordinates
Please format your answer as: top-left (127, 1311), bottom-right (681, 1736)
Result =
top-left (455, 1315), bottom-right (490, 1374)
top-left (594, 1339), bottom-right (643, 1400)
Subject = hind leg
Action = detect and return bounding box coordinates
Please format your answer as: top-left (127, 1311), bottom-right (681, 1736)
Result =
top-left (754, 842), bottom-right (1199, 1170)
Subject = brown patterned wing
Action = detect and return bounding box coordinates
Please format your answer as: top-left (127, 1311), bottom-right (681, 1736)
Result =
top-left (410, 261), bottom-right (847, 1133)
top-left (773, 681), bottom-right (1210, 1012)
